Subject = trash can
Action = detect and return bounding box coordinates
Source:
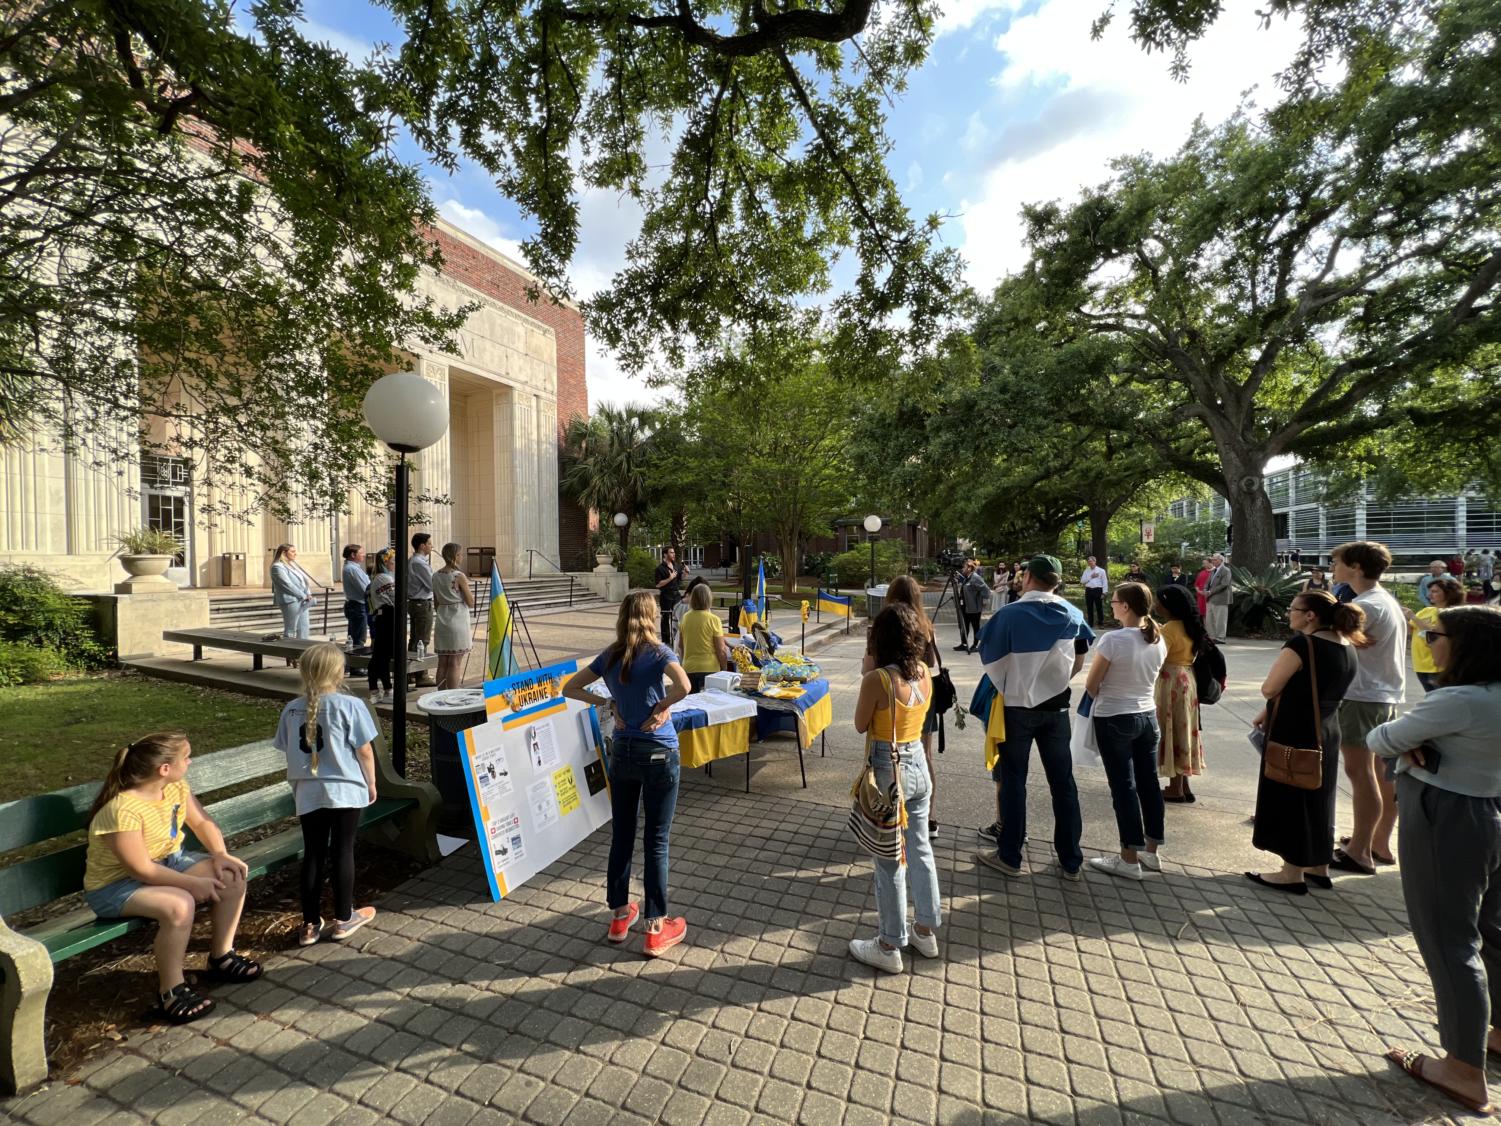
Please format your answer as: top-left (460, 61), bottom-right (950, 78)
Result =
top-left (865, 585), bottom-right (889, 619)
top-left (220, 552), bottom-right (246, 587)
top-left (417, 690), bottom-right (489, 838)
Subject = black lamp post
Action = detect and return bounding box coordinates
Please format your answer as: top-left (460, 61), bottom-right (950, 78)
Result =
top-left (363, 371), bottom-right (449, 775)
top-left (864, 514), bottom-right (882, 587)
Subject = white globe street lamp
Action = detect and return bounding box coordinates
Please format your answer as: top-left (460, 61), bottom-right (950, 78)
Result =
top-left (363, 370), bottom-right (450, 775)
top-left (863, 515), bottom-right (882, 588)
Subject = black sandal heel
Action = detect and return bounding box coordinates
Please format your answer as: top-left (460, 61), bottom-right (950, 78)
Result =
top-left (156, 982), bottom-right (216, 1024)
top-left (205, 950), bottom-right (264, 984)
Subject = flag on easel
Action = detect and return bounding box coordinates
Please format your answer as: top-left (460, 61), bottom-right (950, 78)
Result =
top-left (487, 562), bottom-right (520, 678)
top-left (816, 590), bottom-right (851, 618)
top-left (756, 557), bottom-right (767, 621)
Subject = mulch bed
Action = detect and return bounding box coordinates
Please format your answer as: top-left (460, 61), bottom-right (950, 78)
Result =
top-left (38, 839), bottom-right (430, 1081)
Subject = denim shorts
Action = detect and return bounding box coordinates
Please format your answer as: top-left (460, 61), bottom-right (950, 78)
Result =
top-left (84, 850), bottom-right (207, 919)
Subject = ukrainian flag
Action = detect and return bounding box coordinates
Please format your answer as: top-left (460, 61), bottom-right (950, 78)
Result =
top-left (740, 599), bottom-right (759, 632)
top-left (487, 562), bottom-right (519, 678)
top-left (756, 558), bottom-right (767, 621)
top-left (816, 590), bottom-right (851, 618)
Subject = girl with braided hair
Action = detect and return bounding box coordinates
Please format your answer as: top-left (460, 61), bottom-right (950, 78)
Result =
top-left (275, 642), bottom-right (380, 946)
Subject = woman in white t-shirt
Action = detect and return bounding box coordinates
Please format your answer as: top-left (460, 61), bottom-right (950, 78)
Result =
top-left (1082, 582), bottom-right (1168, 880)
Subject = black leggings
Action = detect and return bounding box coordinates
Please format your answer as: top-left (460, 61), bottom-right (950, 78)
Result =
top-left (368, 610), bottom-right (393, 692)
top-left (299, 807), bottom-right (361, 924)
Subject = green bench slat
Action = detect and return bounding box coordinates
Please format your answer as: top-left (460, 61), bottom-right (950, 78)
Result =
top-left (0, 742), bottom-right (284, 855)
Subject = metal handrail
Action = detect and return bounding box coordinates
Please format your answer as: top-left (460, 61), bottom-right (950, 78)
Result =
top-left (526, 549), bottom-right (565, 579)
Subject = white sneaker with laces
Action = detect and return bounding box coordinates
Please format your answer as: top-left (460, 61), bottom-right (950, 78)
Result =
top-left (1139, 852), bottom-right (1162, 873)
top-left (908, 930), bottom-right (940, 959)
top-left (1089, 855), bottom-right (1145, 881)
top-left (849, 937), bottom-right (903, 974)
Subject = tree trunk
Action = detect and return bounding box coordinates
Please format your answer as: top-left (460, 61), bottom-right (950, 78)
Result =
top-left (780, 533), bottom-right (799, 597)
top-left (1088, 506), bottom-right (1112, 563)
top-left (670, 509), bottom-right (688, 557)
top-left (1222, 454), bottom-right (1276, 572)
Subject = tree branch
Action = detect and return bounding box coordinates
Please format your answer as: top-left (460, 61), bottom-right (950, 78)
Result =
top-left (557, 0), bottom-right (876, 58)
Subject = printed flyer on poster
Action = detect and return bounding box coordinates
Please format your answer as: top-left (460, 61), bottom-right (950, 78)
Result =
top-left (459, 658), bottom-right (613, 900)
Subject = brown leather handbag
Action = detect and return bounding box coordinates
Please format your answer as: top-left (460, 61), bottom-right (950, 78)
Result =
top-left (1263, 638), bottom-right (1323, 790)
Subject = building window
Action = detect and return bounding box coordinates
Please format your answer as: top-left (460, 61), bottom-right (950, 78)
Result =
top-left (1468, 508), bottom-right (1501, 546)
top-left (1325, 506), bottom-right (1356, 539)
top-left (141, 456), bottom-right (190, 567)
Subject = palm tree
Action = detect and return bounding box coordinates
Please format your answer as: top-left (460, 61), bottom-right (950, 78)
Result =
top-left (561, 403), bottom-right (655, 552)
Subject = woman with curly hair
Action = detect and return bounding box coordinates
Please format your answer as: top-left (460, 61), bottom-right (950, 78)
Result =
top-left (1152, 584), bottom-right (1206, 803)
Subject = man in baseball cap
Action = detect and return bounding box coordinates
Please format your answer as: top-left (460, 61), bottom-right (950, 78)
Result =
top-left (973, 553), bottom-right (1094, 880)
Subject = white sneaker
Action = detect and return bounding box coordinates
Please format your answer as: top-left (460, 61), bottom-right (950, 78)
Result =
top-left (908, 930), bottom-right (940, 959)
top-left (1139, 852), bottom-right (1162, 873)
top-left (849, 937), bottom-right (903, 974)
top-left (1088, 855), bottom-right (1144, 881)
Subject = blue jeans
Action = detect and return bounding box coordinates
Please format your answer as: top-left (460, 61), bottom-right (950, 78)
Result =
top-left (1095, 711), bottom-right (1164, 850)
top-left (869, 741), bottom-right (942, 948)
top-left (607, 737), bottom-right (681, 921)
top-left (993, 707), bottom-right (1082, 872)
top-left (343, 600), bottom-right (368, 648)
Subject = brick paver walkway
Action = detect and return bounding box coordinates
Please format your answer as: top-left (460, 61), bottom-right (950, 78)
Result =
top-left (4, 774), bottom-right (1467, 1125)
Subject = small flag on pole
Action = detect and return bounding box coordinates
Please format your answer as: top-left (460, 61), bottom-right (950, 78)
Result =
top-left (756, 558), bottom-right (767, 621)
top-left (816, 590), bottom-right (851, 618)
top-left (487, 562), bottom-right (519, 678)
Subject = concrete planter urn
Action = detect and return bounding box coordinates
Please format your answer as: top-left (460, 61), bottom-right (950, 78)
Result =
top-left (593, 553), bottom-right (617, 574)
top-left (119, 554), bottom-right (173, 580)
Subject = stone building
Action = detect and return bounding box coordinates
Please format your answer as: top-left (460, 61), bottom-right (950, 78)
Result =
top-left (0, 218), bottom-right (591, 592)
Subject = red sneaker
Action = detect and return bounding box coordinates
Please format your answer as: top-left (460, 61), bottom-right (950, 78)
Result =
top-left (606, 903), bottom-right (638, 944)
top-left (643, 917), bottom-right (687, 958)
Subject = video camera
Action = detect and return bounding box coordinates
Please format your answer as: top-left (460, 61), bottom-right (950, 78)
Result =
top-left (936, 547), bottom-right (967, 573)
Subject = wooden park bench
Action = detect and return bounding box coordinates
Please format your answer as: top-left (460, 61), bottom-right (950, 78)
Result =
top-left (161, 628), bottom-right (438, 680)
top-left (0, 707), bottom-right (440, 1095)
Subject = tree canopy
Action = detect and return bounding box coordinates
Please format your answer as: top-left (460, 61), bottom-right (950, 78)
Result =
top-left (1022, 1), bottom-right (1501, 568)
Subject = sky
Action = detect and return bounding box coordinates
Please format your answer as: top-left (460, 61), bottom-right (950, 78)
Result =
top-left (298, 0), bottom-right (1305, 410)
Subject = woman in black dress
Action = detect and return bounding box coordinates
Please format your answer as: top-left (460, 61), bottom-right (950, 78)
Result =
top-left (1246, 590), bottom-right (1364, 894)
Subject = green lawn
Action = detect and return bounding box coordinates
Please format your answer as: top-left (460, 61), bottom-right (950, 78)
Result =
top-left (0, 673), bottom-right (285, 801)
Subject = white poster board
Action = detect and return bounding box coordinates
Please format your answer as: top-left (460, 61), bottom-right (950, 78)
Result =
top-left (459, 658), bottom-right (612, 900)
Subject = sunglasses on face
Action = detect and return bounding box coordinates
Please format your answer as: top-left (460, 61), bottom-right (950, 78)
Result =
top-left (1422, 630), bottom-right (1449, 644)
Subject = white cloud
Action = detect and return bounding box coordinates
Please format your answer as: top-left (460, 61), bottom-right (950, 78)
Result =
top-left (953, 0), bottom-right (1307, 290)
top-left (934, 0), bottom-right (1015, 38)
top-left (298, 18), bottom-right (376, 62)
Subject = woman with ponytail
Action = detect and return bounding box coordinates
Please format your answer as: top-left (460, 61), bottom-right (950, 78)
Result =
top-left (275, 642), bottom-right (380, 945)
top-left (1246, 590), bottom-right (1362, 894)
top-left (1082, 582), bottom-right (1169, 880)
top-left (83, 733), bottom-right (260, 1024)
top-left (563, 591), bottom-right (691, 957)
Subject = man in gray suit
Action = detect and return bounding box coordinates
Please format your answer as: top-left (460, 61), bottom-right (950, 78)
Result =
top-left (1204, 553), bottom-right (1232, 641)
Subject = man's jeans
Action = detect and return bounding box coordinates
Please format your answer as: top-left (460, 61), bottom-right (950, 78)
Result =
top-left (1084, 587), bottom-right (1105, 627)
top-left (1095, 711), bottom-right (1164, 850)
top-left (607, 737), bottom-right (681, 921)
top-left (343, 600), bottom-right (368, 648)
top-left (994, 707), bottom-right (1082, 872)
top-left (868, 740), bottom-right (942, 948)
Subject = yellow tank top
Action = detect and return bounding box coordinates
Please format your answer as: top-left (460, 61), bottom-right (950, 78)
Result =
top-left (870, 666), bottom-right (930, 743)
top-left (1162, 620), bottom-right (1195, 666)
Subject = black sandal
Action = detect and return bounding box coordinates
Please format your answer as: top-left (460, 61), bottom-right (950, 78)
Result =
top-left (156, 982), bottom-right (216, 1024)
top-left (1329, 848), bottom-right (1377, 876)
top-left (204, 950), bottom-right (264, 984)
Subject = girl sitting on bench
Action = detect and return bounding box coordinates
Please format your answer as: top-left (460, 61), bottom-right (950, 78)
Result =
top-left (83, 732), bottom-right (263, 1024)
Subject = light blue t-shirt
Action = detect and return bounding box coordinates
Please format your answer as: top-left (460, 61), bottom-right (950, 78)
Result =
top-left (590, 643), bottom-right (680, 747)
top-left (275, 693), bottom-right (379, 814)
top-left (342, 560), bottom-right (370, 602)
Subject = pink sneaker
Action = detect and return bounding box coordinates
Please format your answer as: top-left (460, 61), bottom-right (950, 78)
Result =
top-left (643, 917), bottom-right (687, 958)
top-left (607, 903), bottom-right (639, 944)
top-left (329, 906), bottom-right (376, 941)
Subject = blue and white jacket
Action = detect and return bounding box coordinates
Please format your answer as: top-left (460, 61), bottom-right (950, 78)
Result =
top-left (977, 591), bottom-right (1094, 709)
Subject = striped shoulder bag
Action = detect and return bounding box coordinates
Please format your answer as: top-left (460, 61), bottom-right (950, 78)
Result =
top-left (848, 667), bottom-right (909, 865)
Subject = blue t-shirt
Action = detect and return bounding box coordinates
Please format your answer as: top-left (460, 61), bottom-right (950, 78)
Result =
top-left (275, 693), bottom-right (379, 814)
top-left (590, 643), bottom-right (680, 747)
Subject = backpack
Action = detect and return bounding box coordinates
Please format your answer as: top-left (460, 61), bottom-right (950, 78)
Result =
top-left (1193, 638), bottom-right (1226, 705)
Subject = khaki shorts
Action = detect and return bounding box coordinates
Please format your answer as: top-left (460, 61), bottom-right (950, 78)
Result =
top-left (1338, 699), bottom-right (1400, 750)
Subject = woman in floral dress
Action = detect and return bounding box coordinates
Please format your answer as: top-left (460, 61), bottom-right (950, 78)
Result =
top-left (1153, 584), bottom-right (1205, 802)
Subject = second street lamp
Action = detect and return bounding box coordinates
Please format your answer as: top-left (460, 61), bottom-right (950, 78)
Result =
top-left (362, 370), bottom-right (449, 775)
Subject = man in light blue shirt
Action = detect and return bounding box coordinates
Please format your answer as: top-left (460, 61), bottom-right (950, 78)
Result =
top-left (407, 534), bottom-right (435, 685)
top-left (341, 544), bottom-right (370, 651)
top-left (1419, 559), bottom-right (1447, 606)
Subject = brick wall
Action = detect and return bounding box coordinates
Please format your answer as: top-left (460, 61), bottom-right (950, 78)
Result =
top-left (428, 224), bottom-right (593, 567)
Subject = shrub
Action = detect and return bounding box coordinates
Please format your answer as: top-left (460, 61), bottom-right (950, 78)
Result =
top-left (0, 565), bottom-right (110, 669)
top-left (625, 548), bottom-right (659, 589)
top-left (1230, 566), bottom-right (1305, 634)
top-left (828, 541), bottom-right (909, 588)
top-left (803, 551), bottom-right (835, 581)
top-left (0, 639), bottom-right (69, 686)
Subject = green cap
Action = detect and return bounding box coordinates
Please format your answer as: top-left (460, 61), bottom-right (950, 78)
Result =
top-left (1024, 554), bottom-right (1062, 579)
